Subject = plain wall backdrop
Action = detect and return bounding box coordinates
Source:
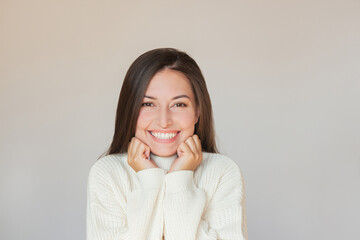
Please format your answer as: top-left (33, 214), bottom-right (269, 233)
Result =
top-left (1, 0), bottom-right (359, 239)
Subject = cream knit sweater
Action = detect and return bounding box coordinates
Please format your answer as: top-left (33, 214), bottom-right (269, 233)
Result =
top-left (86, 151), bottom-right (248, 240)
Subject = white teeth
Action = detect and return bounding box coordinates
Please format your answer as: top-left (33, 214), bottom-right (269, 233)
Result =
top-left (150, 131), bottom-right (178, 140)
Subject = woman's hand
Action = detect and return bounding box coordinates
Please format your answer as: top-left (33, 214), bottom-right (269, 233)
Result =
top-left (168, 134), bottom-right (202, 173)
top-left (127, 137), bottom-right (158, 172)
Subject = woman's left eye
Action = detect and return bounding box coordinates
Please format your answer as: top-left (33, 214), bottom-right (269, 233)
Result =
top-left (174, 102), bottom-right (187, 107)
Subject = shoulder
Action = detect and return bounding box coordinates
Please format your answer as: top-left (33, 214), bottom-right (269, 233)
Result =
top-left (201, 152), bottom-right (243, 174)
top-left (88, 153), bottom-right (130, 182)
top-left (197, 152), bottom-right (244, 184)
top-left (195, 152), bottom-right (245, 199)
top-left (201, 152), bottom-right (245, 187)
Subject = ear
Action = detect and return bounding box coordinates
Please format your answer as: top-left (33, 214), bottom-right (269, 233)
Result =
top-left (195, 107), bottom-right (200, 124)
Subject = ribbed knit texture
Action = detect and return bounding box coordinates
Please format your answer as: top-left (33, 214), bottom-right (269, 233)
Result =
top-left (86, 152), bottom-right (248, 240)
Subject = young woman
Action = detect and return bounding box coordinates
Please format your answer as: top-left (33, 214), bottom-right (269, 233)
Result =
top-left (86, 48), bottom-right (248, 240)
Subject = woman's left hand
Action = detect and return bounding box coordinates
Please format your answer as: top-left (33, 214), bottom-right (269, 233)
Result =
top-left (168, 134), bottom-right (202, 173)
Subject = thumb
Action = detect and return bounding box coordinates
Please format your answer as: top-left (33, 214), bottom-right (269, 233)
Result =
top-left (177, 143), bottom-right (185, 157)
top-left (144, 146), bottom-right (150, 160)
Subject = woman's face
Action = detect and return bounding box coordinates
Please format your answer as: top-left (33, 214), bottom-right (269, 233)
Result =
top-left (135, 68), bottom-right (200, 157)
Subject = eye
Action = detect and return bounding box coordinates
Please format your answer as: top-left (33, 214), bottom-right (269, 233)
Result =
top-left (174, 102), bottom-right (187, 107)
top-left (141, 102), bottom-right (154, 107)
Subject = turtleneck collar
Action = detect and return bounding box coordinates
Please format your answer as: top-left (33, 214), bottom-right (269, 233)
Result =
top-left (150, 152), bottom-right (178, 173)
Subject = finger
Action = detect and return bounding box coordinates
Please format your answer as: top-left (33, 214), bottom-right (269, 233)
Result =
top-left (145, 146), bottom-right (150, 160)
top-left (177, 141), bottom-right (193, 157)
top-left (193, 135), bottom-right (203, 163)
top-left (128, 137), bottom-right (137, 160)
top-left (193, 134), bottom-right (202, 153)
top-left (132, 138), bottom-right (142, 161)
top-left (185, 136), bottom-right (198, 156)
top-left (138, 142), bottom-right (150, 160)
top-left (187, 136), bottom-right (201, 162)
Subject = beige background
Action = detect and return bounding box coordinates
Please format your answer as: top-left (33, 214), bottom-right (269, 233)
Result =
top-left (1, 0), bottom-right (359, 239)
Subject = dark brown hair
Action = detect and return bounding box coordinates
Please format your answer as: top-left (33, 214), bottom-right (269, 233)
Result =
top-left (100, 48), bottom-right (219, 158)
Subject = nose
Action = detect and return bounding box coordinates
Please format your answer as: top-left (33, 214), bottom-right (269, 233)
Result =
top-left (157, 106), bottom-right (173, 128)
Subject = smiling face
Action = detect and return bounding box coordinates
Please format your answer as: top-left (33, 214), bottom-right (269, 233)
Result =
top-left (135, 68), bottom-right (200, 157)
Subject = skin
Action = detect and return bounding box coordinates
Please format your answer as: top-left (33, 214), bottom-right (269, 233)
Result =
top-left (127, 68), bottom-right (203, 173)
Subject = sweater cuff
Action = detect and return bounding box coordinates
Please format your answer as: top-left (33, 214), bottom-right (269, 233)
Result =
top-left (136, 168), bottom-right (166, 189)
top-left (165, 170), bottom-right (196, 194)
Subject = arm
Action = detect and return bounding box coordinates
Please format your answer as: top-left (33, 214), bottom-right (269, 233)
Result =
top-left (87, 163), bottom-right (166, 240)
top-left (163, 161), bottom-right (248, 240)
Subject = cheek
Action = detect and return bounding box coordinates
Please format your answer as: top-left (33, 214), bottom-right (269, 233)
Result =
top-left (135, 113), bottom-right (151, 143)
top-left (176, 113), bottom-right (196, 141)
top-left (136, 110), bottom-right (197, 130)
top-left (175, 112), bottom-right (197, 129)
top-left (135, 112), bottom-right (152, 134)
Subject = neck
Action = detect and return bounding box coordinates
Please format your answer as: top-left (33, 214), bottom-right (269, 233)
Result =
top-left (150, 152), bottom-right (178, 172)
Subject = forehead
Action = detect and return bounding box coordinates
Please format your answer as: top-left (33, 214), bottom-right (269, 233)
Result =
top-left (145, 69), bottom-right (194, 97)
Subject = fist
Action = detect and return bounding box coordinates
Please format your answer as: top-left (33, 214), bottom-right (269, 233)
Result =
top-left (127, 137), bottom-right (158, 172)
top-left (168, 134), bottom-right (202, 173)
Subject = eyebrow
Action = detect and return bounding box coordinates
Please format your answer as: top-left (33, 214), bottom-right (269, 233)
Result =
top-left (144, 94), bottom-right (190, 100)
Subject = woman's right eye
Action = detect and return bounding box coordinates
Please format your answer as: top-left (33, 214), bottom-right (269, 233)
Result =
top-left (141, 102), bottom-right (153, 107)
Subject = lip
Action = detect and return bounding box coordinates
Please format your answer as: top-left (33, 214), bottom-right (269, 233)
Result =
top-left (148, 130), bottom-right (180, 143)
top-left (148, 129), bottom-right (179, 133)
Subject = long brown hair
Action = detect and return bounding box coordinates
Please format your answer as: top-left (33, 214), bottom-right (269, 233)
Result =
top-left (100, 48), bottom-right (219, 159)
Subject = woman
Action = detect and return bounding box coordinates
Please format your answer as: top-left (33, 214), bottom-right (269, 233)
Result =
top-left (86, 48), bottom-right (248, 240)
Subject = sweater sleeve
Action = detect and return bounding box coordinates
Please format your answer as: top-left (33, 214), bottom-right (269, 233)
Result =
top-left (163, 160), bottom-right (248, 240)
top-left (86, 162), bottom-right (166, 240)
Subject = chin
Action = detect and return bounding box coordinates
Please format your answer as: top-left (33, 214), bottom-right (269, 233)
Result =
top-left (151, 146), bottom-right (177, 157)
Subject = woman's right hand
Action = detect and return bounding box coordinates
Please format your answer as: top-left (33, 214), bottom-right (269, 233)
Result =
top-left (127, 137), bottom-right (158, 172)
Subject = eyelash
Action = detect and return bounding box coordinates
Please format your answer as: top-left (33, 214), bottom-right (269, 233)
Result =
top-left (141, 102), bottom-right (153, 107)
top-left (141, 102), bottom-right (187, 107)
top-left (174, 102), bottom-right (187, 107)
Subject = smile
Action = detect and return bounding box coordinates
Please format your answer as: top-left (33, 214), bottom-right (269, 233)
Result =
top-left (149, 131), bottom-right (180, 140)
